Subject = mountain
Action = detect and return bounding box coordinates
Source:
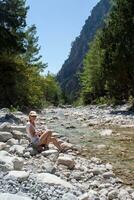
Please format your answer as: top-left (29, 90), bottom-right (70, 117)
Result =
top-left (57, 0), bottom-right (111, 102)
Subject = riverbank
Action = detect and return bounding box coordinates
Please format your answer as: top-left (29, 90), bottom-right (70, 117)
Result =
top-left (0, 105), bottom-right (134, 199)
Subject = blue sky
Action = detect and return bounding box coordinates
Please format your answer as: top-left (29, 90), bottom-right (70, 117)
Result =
top-left (26, 0), bottom-right (100, 74)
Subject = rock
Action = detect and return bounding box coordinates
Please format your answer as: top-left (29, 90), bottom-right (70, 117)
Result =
top-left (12, 130), bottom-right (24, 140)
top-left (60, 142), bottom-right (73, 150)
top-left (23, 152), bottom-right (31, 158)
top-left (105, 163), bottom-right (113, 170)
top-left (6, 138), bottom-right (18, 146)
top-left (57, 155), bottom-right (75, 169)
top-left (78, 193), bottom-right (89, 200)
top-left (91, 167), bottom-right (104, 175)
top-left (0, 108), bottom-right (9, 113)
top-left (0, 122), bottom-right (11, 132)
top-left (65, 125), bottom-right (76, 129)
top-left (11, 125), bottom-right (26, 133)
top-left (12, 157), bottom-right (24, 170)
top-left (31, 173), bottom-right (73, 188)
top-left (118, 189), bottom-right (131, 200)
top-left (99, 129), bottom-right (113, 136)
top-left (103, 171), bottom-right (115, 179)
top-left (41, 149), bottom-right (59, 156)
top-left (5, 170), bottom-right (30, 182)
top-left (0, 151), bottom-right (23, 171)
top-left (20, 139), bottom-right (29, 145)
top-left (0, 142), bottom-right (7, 150)
top-left (42, 162), bottom-right (56, 174)
top-left (0, 131), bottom-right (13, 142)
top-left (0, 193), bottom-right (32, 200)
top-left (108, 190), bottom-right (118, 199)
top-left (0, 151), bottom-right (14, 171)
top-left (96, 144), bottom-right (106, 149)
top-left (88, 189), bottom-right (99, 200)
top-left (9, 145), bottom-right (25, 156)
top-left (5, 113), bottom-right (21, 124)
top-left (62, 193), bottom-right (78, 200)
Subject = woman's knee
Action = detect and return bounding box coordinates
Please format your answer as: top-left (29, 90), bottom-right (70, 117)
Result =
top-left (46, 130), bottom-right (52, 137)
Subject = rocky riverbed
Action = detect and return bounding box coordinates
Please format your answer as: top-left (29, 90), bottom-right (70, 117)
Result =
top-left (0, 105), bottom-right (134, 200)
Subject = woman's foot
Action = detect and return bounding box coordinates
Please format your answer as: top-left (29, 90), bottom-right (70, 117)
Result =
top-left (41, 144), bottom-right (49, 150)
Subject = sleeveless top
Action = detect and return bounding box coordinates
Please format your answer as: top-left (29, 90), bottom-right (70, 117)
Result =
top-left (26, 121), bottom-right (37, 140)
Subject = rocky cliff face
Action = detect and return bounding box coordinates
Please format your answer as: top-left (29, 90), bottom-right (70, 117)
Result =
top-left (57, 0), bottom-right (110, 102)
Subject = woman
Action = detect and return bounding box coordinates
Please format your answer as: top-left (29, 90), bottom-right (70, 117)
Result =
top-left (26, 111), bottom-right (62, 152)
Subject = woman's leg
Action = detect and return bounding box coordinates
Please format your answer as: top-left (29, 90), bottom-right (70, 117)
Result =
top-left (39, 130), bottom-right (52, 145)
top-left (49, 137), bottom-right (62, 151)
top-left (39, 130), bottom-right (62, 151)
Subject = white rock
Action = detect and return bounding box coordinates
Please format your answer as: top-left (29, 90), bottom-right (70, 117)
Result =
top-left (91, 167), bottom-right (104, 175)
top-left (61, 142), bottom-right (73, 149)
top-left (41, 149), bottom-right (58, 156)
top-left (32, 173), bottom-right (73, 188)
top-left (118, 189), bottom-right (131, 200)
top-left (7, 138), bottom-right (18, 146)
top-left (87, 189), bottom-right (98, 199)
top-left (11, 125), bottom-right (26, 133)
top-left (105, 163), bottom-right (113, 170)
top-left (0, 142), bottom-right (6, 150)
top-left (23, 152), bottom-right (31, 158)
top-left (62, 193), bottom-right (78, 200)
top-left (57, 155), bottom-right (75, 169)
top-left (5, 170), bottom-right (30, 181)
top-left (12, 130), bottom-right (24, 140)
top-left (0, 131), bottom-right (13, 142)
top-left (108, 190), bottom-right (118, 199)
top-left (0, 122), bottom-right (11, 132)
top-left (9, 145), bottom-right (25, 156)
top-left (0, 193), bottom-right (32, 200)
top-left (0, 151), bottom-right (24, 171)
top-left (78, 193), bottom-right (89, 200)
top-left (0, 151), bottom-right (14, 171)
top-left (103, 171), bottom-right (115, 179)
top-left (20, 139), bottom-right (29, 145)
top-left (12, 157), bottom-right (24, 170)
top-left (99, 129), bottom-right (113, 136)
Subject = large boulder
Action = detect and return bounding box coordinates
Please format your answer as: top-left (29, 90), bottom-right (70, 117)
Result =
top-left (12, 130), bottom-right (24, 140)
top-left (11, 125), bottom-right (26, 133)
top-left (31, 173), bottom-right (73, 188)
top-left (0, 131), bottom-right (13, 142)
top-left (0, 151), bottom-right (24, 171)
top-left (0, 122), bottom-right (11, 132)
top-left (9, 145), bottom-right (25, 156)
top-left (57, 155), bottom-right (75, 169)
top-left (5, 170), bottom-right (30, 182)
top-left (0, 142), bottom-right (7, 150)
top-left (0, 193), bottom-right (32, 200)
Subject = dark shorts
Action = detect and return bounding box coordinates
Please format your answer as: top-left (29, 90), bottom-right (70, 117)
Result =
top-left (31, 136), bottom-right (40, 146)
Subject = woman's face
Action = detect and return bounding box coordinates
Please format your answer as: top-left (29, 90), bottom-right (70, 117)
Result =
top-left (29, 115), bottom-right (37, 122)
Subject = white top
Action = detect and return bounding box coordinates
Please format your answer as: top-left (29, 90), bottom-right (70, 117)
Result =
top-left (26, 121), bottom-right (48, 140)
top-left (26, 121), bottom-right (36, 140)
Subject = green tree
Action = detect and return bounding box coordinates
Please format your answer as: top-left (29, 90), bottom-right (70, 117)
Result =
top-left (100, 0), bottom-right (134, 102)
top-left (81, 0), bottom-right (134, 104)
top-left (0, 0), bottom-right (28, 53)
top-left (42, 74), bottom-right (62, 106)
top-left (81, 33), bottom-right (105, 104)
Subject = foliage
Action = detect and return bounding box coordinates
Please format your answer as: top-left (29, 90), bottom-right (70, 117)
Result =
top-left (81, 0), bottom-right (134, 105)
top-left (57, 0), bottom-right (110, 103)
top-left (0, 0), bottom-right (62, 109)
top-left (81, 33), bottom-right (105, 104)
top-left (41, 73), bottom-right (62, 106)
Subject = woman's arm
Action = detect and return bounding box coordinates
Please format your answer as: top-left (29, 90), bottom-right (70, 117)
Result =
top-left (29, 125), bottom-right (37, 137)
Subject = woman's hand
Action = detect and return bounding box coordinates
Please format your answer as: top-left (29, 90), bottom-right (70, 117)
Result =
top-left (36, 130), bottom-right (43, 136)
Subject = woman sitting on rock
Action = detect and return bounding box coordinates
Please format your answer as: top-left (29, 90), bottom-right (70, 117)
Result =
top-left (26, 111), bottom-right (62, 152)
